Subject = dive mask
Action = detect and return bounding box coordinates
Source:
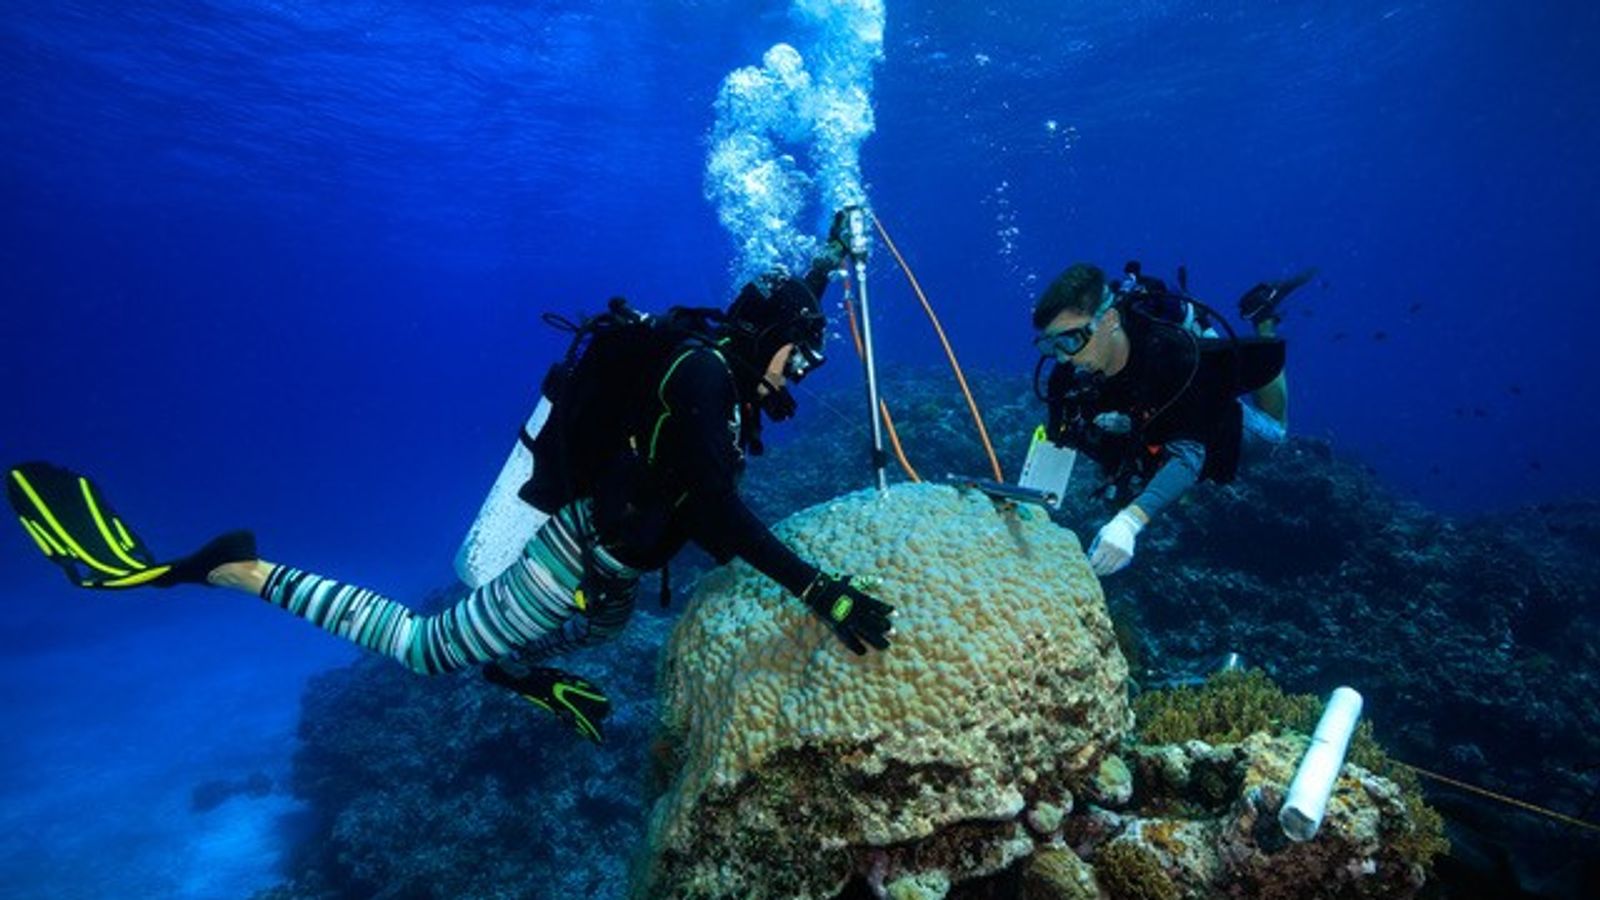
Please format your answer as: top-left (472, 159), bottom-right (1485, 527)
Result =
top-left (1034, 322), bottom-right (1098, 360)
top-left (784, 341), bottom-right (824, 382)
top-left (1033, 286), bottom-right (1115, 361)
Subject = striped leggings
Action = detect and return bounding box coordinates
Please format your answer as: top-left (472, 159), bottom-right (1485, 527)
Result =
top-left (258, 500), bottom-right (640, 674)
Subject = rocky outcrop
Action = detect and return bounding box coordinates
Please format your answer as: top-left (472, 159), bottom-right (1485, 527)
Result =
top-left (641, 484), bottom-right (1129, 899)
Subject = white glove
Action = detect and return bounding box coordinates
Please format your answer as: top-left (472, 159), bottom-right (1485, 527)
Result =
top-left (1088, 507), bottom-right (1147, 576)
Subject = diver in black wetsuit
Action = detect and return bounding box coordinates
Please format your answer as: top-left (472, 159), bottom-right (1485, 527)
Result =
top-left (7, 215), bottom-right (893, 744)
top-left (1032, 262), bottom-right (1312, 576)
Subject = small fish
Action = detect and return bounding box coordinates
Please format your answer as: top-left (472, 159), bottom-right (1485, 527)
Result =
top-left (1373, 330), bottom-right (1389, 341)
top-left (1473, 407), bottom-right (1488, 418)
top-left (1528, 460), bottom-right (1544, 472)
top-left (1408, 302), bottom-right (1424, 315)
top-left (1429, 464), bottom-right (1441, 476)
top-left (1453, 407), bottom-right (1467, 417)
top-left (1508, 384), bottom-right (1523, 396)
top-left (1332, 331), bottom-right (1349, 342)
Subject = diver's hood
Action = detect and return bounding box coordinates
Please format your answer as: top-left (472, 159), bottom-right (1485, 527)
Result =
top-left (720, 271), bottom-right (826, 407)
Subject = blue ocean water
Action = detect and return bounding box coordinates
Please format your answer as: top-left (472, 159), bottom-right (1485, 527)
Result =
top-left (1, 1), bottom-right (1596, 896)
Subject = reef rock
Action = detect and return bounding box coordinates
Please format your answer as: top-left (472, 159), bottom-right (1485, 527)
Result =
top-left (640, 483), bottom-right (1130, 899)
top-left (1073, 733), bottom-right (1430, 900)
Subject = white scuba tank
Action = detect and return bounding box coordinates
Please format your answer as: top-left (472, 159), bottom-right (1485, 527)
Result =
top-left (454, 395), bottom-right (554, 587)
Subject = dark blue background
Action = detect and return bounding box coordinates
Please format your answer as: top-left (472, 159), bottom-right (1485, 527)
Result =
top-left (0, 2), bottom-right (1596, 894)
top-left (2, 0), bottom-right (1597, 630)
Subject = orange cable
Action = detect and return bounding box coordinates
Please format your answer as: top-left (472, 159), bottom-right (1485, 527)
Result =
top-left (871, 214), bottom-right (1004, 482)
top-left (1393, 760), bottom-right (1600, 834)
top-left (879, 400), bottom-right (920, 483)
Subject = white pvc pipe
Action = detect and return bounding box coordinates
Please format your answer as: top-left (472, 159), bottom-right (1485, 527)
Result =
top-left (1280, 686), bottom-right (1364, 842)
top-left (453, 396), bottom-right (553, 588)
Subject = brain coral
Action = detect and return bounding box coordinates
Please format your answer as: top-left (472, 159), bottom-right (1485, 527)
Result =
top-left (639, 483), bottom-right (1131, 899)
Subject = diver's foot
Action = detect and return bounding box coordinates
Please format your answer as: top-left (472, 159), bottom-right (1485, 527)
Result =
top-left (207, 558), bottom-right (272, 591)
top-left (484, 662), bottom-right (611, 744)
top-left (1239, 267), bottom-right (1318, 328)
top-left (154, 530), bottom-right (258, 588)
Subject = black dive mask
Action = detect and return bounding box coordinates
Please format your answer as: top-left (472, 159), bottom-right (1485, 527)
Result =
top-left (784, 341), bottom-right (824, 381)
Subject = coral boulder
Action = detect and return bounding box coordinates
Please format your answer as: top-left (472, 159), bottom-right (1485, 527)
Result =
top-left (640, 484), bottom-right (1131, 898)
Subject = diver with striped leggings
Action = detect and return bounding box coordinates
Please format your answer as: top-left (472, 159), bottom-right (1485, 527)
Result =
top-left (7, 214), bottom-right (894, 744)
top-left (257, 500), bottom-right (637, 676)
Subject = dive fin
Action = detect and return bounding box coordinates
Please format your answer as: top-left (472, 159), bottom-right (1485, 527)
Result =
top-left (484, 661), bottom-right (611, 744)
top-left (1239, 267), bottom-right (1318, 327)
top-left (6, 461), bottom-right (255, 589)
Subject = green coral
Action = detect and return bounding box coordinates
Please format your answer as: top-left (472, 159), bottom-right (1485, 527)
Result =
top-left (1093, 841), bottom-right (1179, 900)
top-left (1021, 848), bottom-right (1098, 900)
top-left (1134, 669), bottom-right (1320, 745)
top-left (1132, 669), bottom-right (1449, 871)
top-left (885, 870), bottom-right (950, 900)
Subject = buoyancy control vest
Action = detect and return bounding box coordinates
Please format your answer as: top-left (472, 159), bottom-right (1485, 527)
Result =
top-left (520, 298), bottom-right (726, 569)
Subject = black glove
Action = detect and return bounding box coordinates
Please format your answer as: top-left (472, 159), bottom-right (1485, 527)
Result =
top-left (801, 572), bottom-right (894, 655)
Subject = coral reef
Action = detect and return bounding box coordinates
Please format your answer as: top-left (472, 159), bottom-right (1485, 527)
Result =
top-left (763, 369), bottom-right (1600, 893)
top-left (257, 369), bottom-right (1600, 898)
top-left (1092, 840), bottom-right (1178, 900)
top-left (1086, 732), bottom-right (1430, 899)
top-left (1132, 669), bottom-right (1448, 871)
top-left (257, 585), bottom-right (678, 900)
top-left (640, 483), bottom-right (1130, 899)
top-left (1018, 848), bottom-right (1098, 900)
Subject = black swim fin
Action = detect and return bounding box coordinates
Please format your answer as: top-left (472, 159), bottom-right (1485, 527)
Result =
top-left (6, 461), bottom-right (256, 589)
top-left (1239, 267), bottom-right (1318, 327)
top-left (483, 660), bottom-right (611, 744)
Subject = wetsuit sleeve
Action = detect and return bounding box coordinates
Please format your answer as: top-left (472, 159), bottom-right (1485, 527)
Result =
top-left (657, 350), bottom-right (820, 597)
top-left (685, 492), bottom-right (820, 597)
top-left (804, 256), bottom-right (835, 300)
top-left (1132, 439), bottom-right (1205, 519)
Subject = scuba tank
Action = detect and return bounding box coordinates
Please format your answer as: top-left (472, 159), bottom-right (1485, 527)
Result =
top-left (455, 395), bottom-right (555, 588)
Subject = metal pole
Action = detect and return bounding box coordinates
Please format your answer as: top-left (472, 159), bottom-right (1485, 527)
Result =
top-left (848, 207), bottom-right (889, 492)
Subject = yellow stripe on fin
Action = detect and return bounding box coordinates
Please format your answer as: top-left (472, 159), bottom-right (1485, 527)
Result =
top-left (19, 517), bottom-right (56, 556)
top-left (79, 477), bottom-right (146, 570)
top-left (113, 518), bottom-right (136, 551)
top-left (7, 470), bottom-right (128, 576)
top-left (34, 520), bottom-right (69, 556)
top-left (100, 565), bottom-right (171, 588)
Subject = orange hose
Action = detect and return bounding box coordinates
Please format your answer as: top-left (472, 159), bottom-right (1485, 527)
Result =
top-left (844, 291), bottom-right (921, 482)
top-left (871, 214), bottom-right (1004, 482)
top-left (1394, 760), bottom-right (1600, 834)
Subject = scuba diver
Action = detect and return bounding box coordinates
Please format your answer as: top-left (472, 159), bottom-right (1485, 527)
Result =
top-left (6, 214), bottom-right (894, 744)
top-left (1032, 260), bottom-right (1314, 576)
